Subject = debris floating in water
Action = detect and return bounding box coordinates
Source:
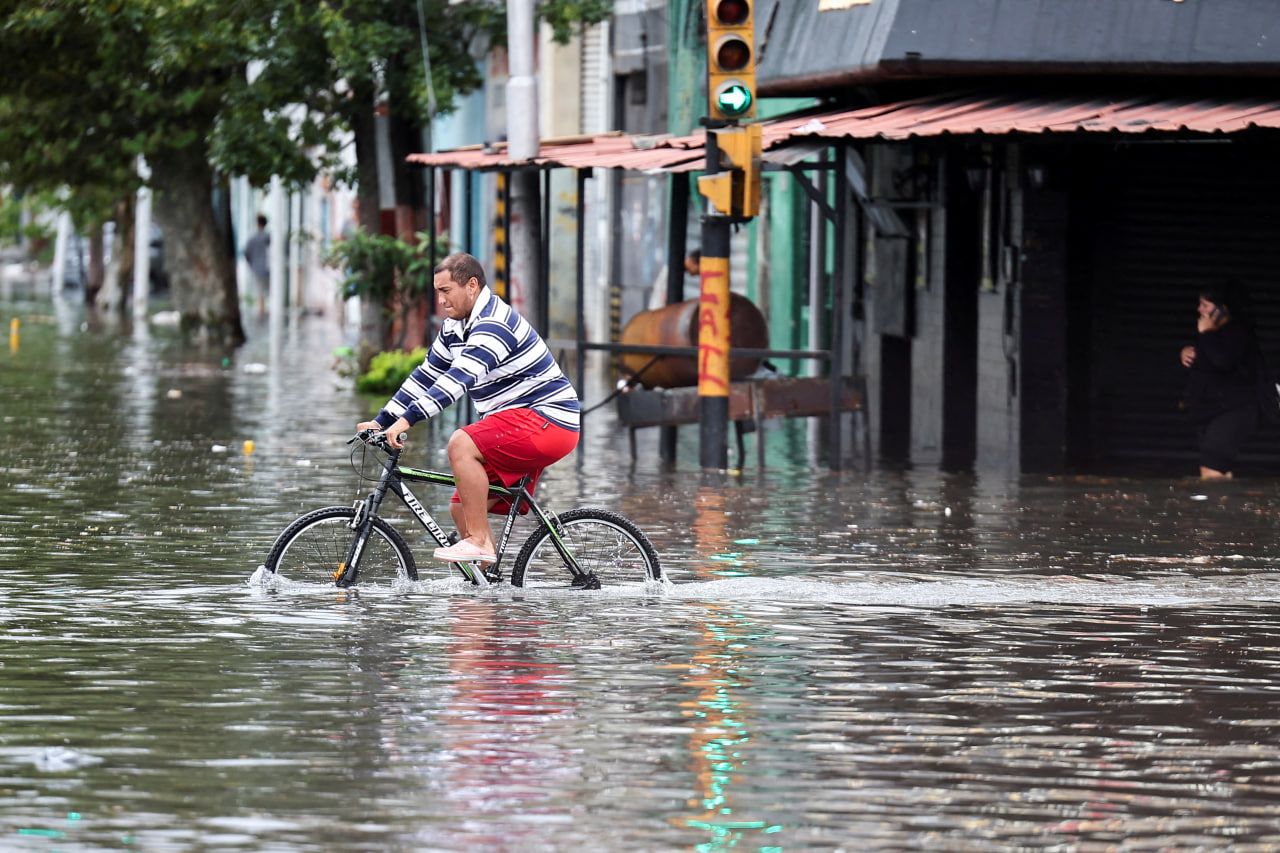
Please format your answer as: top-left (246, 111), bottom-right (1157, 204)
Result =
top-left (211, 444), bottom-right (228, 453)
top-left (165, 388), bottom-right (182, 400)
top-left (30, 746), bottom-right (102, 772)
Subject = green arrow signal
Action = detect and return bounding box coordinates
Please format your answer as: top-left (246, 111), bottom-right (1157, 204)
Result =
top-left (715, 83), bottom-right (753, 116)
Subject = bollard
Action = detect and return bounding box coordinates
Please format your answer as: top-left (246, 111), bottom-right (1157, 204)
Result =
top-left (9, 317), bottom-right (18, 353)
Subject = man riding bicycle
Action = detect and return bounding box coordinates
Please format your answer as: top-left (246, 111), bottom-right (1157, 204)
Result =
top-left (357, 252), bottom-right (580, 565)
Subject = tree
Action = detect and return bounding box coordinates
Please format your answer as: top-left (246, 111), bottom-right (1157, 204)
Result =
top-left (0, 0), bottom-right (612, 347)
top-left (0, 0), bottom-right (253, 342)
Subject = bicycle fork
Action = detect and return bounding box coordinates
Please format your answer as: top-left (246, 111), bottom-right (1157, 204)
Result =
top-left (533, 509), bottom-right (599, 590)
top-left (335, 490), bottom-right (383, 588)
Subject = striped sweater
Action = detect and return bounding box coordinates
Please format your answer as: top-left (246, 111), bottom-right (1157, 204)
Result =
top-left (374, 287), bottom-right (580, 431)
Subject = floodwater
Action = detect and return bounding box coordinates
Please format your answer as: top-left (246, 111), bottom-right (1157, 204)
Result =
top-left (3, 286), bottom-right (1280, 850)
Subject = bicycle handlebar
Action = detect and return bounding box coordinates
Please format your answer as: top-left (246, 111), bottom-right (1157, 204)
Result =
top-left (349, 428), bottom-right (401, 453)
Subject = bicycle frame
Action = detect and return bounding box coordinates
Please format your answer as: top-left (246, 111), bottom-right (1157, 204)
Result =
top-left (336, 441), bottom-right (588, 587)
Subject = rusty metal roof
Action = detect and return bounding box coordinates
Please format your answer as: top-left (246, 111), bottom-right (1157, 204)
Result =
top-left (409, 92), bottom-right (1280, 173)
top-left (407, 132), bottom-right (706, 173)
top-left (767, 92), bottom-right (1280, 139)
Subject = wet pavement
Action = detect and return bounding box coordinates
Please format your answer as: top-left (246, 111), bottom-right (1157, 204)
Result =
top-left (2, 287), bottom-right (1280, 850)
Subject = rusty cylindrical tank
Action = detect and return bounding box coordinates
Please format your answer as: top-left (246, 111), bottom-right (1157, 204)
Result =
top-left (619, 293), bottom-right (769, 389)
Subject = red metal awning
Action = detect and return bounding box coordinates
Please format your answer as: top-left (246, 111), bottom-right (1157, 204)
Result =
top-left (408, 131), bottom-right (706, 173)
top-left (407, 91), bottom-right (1280, 173)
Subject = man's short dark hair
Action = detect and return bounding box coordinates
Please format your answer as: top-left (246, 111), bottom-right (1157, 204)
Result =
top-left (257, 214), bottom-right (268, 228)
top-left (435, 252), bottom-right (486, 289)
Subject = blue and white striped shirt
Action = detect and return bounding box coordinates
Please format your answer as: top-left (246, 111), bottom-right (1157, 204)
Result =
top-left (374, 287), bottom-right (580, 431)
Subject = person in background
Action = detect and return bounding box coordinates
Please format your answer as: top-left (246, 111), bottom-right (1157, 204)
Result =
top-left (242, 214), bottom-right (270, 318)
top-left (1180, 280), bottom-right (1261, 479)
top-left (646, 250), bottom-right (702, 310)
top-left (683, 250), bottom-right (702, 278)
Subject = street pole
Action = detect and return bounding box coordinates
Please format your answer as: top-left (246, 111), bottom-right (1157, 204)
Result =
top-left (698, 209), bottom-right (732, 469)
top-left (269, 177), bottom-right (287, 333)
top-left (506, 0), bottom-right (541, 327)
top-left (132, 159), bottom-right (152, 321)
top-left (698, 0), bottom-right (759, 469)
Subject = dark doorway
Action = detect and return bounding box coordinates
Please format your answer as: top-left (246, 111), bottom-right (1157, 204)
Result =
top-left (942, 158), bottom-right (980, 471)
top-left (1070, 141), bottom-right (1280, 472)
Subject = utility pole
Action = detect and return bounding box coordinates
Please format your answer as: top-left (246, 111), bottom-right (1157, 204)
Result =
top-left (132, 158), bottom-right (152, 321)
top-left (697, 0), bottom-right (761, 469)
top-left (506, 0), bottom-right (541, 328)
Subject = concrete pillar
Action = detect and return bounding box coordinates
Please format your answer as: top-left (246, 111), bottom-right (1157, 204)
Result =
top-left (268, 177), bottom-right (287, 332)
top-left (506, 0), bottom-right (541, 327)
top-left (132, 162), bottom-right (152, 321)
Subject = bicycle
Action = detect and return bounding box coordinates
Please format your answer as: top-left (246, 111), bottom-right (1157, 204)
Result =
top-left (261, 429), bottom-right (662, 590)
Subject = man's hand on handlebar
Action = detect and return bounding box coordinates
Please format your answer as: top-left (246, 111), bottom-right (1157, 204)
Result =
top-left (354, 417), bottom-right (411, 450)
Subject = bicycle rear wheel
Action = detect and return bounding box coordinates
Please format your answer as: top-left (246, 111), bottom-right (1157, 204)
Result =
top-left (511, 507), bottom-right (661, 590)
top-left (264, 506), bottom-right (418, 586)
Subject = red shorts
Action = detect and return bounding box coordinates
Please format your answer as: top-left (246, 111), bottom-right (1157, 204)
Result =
top-left (451, 408), bottom-right (579, 515)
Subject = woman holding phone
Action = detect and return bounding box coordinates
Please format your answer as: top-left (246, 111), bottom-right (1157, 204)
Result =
top-left (1180, 280), bottom-right (1261, 479)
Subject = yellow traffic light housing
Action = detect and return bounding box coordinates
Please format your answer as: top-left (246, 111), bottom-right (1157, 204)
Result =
top-left (696, 124), bottom-right (762, 219)
top-left (706, 0), bottom-right (756, 121)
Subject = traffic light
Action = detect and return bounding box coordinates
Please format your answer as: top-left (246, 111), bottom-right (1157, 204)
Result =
top-left (696, 124), bottom-right (762, 219)
top-left (706, 0), bottom-right (756, 121)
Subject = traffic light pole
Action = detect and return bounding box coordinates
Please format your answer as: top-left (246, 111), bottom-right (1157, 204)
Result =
top-left (698, 125), bottom-right (731, 470)
top-left (698, 214), bottom-right (732, 470)
top-left (698, 0), bottom-right (758, 470)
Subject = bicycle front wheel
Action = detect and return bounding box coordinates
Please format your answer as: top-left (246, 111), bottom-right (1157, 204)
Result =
top-left (511, 507), bottom-right (661, 590)
top-left (264, 506), bottom-right (418, 586)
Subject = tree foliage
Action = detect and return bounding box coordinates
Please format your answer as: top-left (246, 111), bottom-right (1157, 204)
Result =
top-left (0, 0), bottom-right (613, 338)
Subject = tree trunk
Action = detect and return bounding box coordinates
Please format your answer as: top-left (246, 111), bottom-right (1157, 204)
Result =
top-left (151, 149), bottom-right (245, 345)
top-left (213, 174), bottom-right (243, 334)
top-left (96, 198), bottom-right (135, 315)
top-left (85, 223), bottom-right (105, 306)
top-left (352, 95), bottom-right (388, 369)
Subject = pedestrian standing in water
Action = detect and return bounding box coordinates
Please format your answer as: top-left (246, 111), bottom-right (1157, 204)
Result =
top-left (1180, 280), bottom-right (1261, 479)
top-left (242, 214), bottom-right (270, 318)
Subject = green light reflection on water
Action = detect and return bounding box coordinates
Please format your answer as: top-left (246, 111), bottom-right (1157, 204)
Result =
top-left (685, 609), bottom-right (786, 851)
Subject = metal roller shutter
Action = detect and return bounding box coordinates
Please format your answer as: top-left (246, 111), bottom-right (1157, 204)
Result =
top-left (1085, 143), bottom-right (1280, 471)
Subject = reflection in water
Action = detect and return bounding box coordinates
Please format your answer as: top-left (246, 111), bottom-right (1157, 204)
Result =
top-left (2, 295), bottom-right (1280, 848)
top-left (679, 607), bottom-right (780, 852)
top-left (431, 600), bottom-right (577, 841)
top-left (682, 485), bottom-right (778, 849)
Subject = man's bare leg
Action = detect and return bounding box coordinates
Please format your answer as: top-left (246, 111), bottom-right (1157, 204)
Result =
top-left (1200, 466), bottom-right (1233, 480)
top-left (448, 430), bottom-right (496, 553)
top-left (449, 502), bottom-right (468, 540)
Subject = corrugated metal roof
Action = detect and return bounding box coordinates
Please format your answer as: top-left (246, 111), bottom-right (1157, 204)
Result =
top-left (768, 92), bottom-right (1280, 139)
top-left (408, 92), bottom-right (1280, 173)
top-left (757, 0), bottom-right (1280, 95)
top-left (407, 132), bottom-right (706, 173)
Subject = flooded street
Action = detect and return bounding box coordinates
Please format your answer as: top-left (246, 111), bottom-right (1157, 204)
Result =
top-left (3, 290), bottom-right (1280, 850)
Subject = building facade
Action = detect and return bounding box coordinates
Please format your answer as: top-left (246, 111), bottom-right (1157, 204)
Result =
top-left (755, 0), bottom-right (1280, 474)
